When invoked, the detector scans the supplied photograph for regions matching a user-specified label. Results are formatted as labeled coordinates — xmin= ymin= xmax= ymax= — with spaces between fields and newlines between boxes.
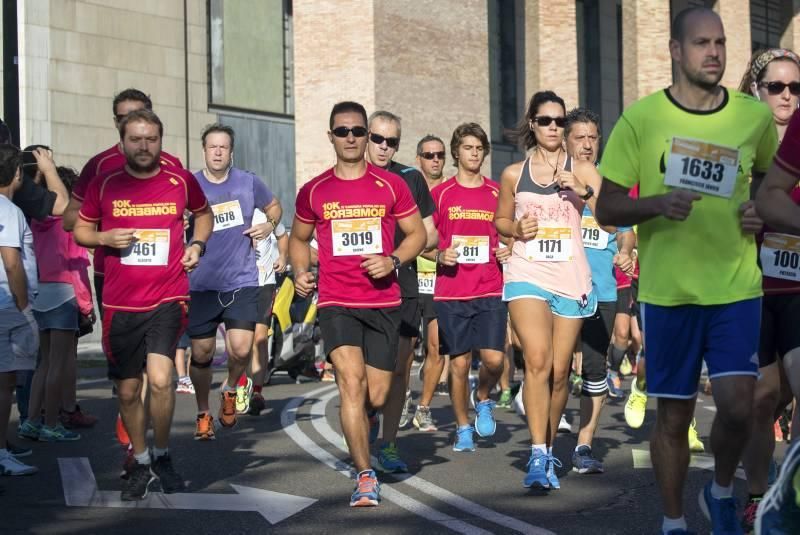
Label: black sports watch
xmin=580 ymin=185 xmax=595 ymax=201
xmin=390 ymin=255 xmax=402 ymax=270
xmin=190 ymin=240 xmax=207 ymax=257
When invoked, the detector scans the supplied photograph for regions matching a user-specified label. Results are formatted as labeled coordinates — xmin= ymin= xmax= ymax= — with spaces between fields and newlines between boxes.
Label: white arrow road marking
xmin=58 ymin=457 xmax=317 ymax=524
xmin=631 ymin=449 xmax=746 ymax=480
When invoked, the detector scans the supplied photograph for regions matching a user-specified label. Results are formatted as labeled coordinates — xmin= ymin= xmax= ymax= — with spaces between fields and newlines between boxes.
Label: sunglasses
xmin=759 ymin=81 xmax=800 ymax=96
xmin=533 ymin=116 xmax=566 ymax=128
xmin=420 ymin=151 xmax=446 ymax=160
xmin=369 ymin=133 xmax=400 ymax=149
xmin=331 ymin=126 xmax=368 ymax=138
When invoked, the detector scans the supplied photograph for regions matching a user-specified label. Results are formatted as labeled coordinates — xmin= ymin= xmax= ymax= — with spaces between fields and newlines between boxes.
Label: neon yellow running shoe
xmin=620 ymin=355 xmax=632 ymax=376
xmin=624 ymin=380 xmax=647 ymax=429
xmin=688 ymin=418 xmax=705 ymax=453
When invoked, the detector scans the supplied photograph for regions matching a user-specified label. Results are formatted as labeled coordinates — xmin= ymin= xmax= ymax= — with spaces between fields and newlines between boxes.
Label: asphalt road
xmin=1 ymin=364 xmax=787 ymax=535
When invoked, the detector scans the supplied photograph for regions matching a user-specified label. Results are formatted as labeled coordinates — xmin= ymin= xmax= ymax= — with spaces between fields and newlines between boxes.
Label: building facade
xmin=2 ymin=0 xmax=800 ymax=222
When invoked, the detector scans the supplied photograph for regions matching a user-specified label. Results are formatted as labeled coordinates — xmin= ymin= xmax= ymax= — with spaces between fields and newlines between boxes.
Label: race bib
xmin=581 ymin=216 xmax=609 ymax=250
xmin=526 ymin=227 xmax=572 ymax=262
xmin=121 ymin=229 xmax=169 ymax=266
xmin=211 ymin=200 xmax=245 ymax=230
xmin=761 ymin=233 xmax=800 ymax=282
xmin=332 ymin=218 xmax=382 ymax=256
xmin=664 ymin=137 xmax=739 ymax=198
xmin=417 ymin=271 xmax=435 ymax=294
xmin=452 ymin=235 xmax=489 ymax=264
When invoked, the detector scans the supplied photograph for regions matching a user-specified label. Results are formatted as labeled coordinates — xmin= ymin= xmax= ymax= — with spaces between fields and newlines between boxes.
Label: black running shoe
xmin=151 ymin=454 xmax=185 ymax=494
xmin=120 ymin=461 xmax=154 ymax=501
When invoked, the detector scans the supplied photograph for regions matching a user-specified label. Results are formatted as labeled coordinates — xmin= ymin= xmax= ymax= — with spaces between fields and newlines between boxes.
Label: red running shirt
xmin=295 ymin=163 xmax=418 ymax=309
xmin=431 ymin=177 xmax=503 ymax=301
xmin=78 ymin=167 xmax=207 ymax=312
xmin=74 ymin=145 xmax=183 ymax=275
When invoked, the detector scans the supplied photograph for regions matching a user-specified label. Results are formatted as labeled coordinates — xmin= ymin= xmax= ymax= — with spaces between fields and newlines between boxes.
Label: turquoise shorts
xmin=503 ymin=281 xmax=597 ymax=319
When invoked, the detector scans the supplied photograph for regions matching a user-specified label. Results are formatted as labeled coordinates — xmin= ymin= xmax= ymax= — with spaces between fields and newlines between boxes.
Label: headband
xmin=751 ymin=48 xmax=800 ymax=82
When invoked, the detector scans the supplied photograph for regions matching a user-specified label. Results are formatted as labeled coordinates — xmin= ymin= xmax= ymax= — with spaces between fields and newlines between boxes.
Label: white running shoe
xmin=0 ymin=449 xmax=38 ymax=476
xmin=558 ymin=414 xmax=572 ymax=433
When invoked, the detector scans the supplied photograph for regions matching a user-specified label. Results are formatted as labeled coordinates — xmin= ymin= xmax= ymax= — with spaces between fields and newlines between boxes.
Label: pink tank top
xmin=504 ymin=156 xmax=593 ymax=299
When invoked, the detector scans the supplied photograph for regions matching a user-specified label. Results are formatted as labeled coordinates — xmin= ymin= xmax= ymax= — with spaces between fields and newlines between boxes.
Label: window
xmin=488 ymin=0 xmax=520 ymax=143
xmin=209 ymin=0 xmax=293 ymax=116
xmin=750 ymin=0 xmax=784 ymax=51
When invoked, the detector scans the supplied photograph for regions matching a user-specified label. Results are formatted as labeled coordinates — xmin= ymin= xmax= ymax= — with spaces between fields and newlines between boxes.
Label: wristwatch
xmin=390 ymin=255 xmax=402 ymax=270
xmin=190 ymin=240 xmax=207 ymax=257
xmin=581 ymin=185 xmax=595 ymax=201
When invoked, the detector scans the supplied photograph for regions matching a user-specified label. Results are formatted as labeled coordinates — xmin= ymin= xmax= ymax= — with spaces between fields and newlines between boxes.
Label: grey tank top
xmin=516 ymin=154 xmax=573 ymax=195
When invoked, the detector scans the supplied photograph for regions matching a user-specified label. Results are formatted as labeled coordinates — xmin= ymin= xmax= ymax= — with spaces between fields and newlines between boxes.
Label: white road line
xmin=280 ymin=384 xmax=493 ymax=535
xmin=311 ymin=387 xmax=555 ymax=535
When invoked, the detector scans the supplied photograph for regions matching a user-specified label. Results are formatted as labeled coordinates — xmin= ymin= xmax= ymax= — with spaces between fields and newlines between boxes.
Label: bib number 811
xmin=340 ymin=231 xmax=373 ymax=247
xmin=680 ymin=157 xmax=724 ymax=182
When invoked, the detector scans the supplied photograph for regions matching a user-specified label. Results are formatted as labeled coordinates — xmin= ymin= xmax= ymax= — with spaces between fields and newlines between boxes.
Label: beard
xmin=125 ymin=151 xmax=160 ymax=174
xmin=684 ymin=68 xmax=723 ymax=91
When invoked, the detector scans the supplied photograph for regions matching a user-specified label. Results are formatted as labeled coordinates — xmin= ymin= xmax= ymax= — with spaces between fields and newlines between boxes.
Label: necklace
xmin=532 ymin=145 xmax=562 ymax=186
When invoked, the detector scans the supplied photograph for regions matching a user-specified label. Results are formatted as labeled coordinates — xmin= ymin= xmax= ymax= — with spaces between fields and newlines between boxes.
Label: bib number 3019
xmin=332 ymin=218 xmax=382 ymax=256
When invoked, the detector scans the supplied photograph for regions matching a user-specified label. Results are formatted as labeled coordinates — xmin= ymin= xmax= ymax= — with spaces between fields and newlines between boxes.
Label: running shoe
xmin=0 ymin=449 xmax=37 ymax=476
xmin=398 ymin=390 xmax=412 ymax=429
xmin=60 ymin=405 xmax=98 ymax=428
xmin=688 ymin=419 xmax=705 ymax=453
xmin=474 ymin=399 xmax=497 ymax=437
xmin=453 ymin=425 xmax=475 ymax=452
xmin=235 ymin=377 xmax=254 ymax=415
xmin=121 ymin=460 xmax=155 ymax=501
xmin=248 ymin=392 xmax=266 ymax=415
xmin=321 ymin=369 xmax=335 ymax=382
xmin=175 ymin=376 xmax=195 ymax=395
xmin=412 ymin=406 xmax=437 ymax=432
xmin=742 ymin=497 xmax=760 ymax=533
xmin=219 ymin=390 xmax=238 ymax=427
xmin=435 ymin=382 xmax=448 ymax=396
xmin=39 ymin=424 xmax=80 ymax=442
xmin=523 ymin=449 xmax=549 ymax=489
xmin=546 ymin=454 xmax=563 ymax=489
xmin=620 ymin=355 xmax=633 ymax=376
xmin=194 ymin=412 xmax=216 ymax=440
xmin=571 ymin=445 xmax=604 ymax=474
xmin=17 ymin=420 xmax=41 ymax=441
xmin=6 ymin=441 xmax=31 ymax=457
xmin=775 ymin=419 xmax=785 ymax=443
xmin=570 ymin=372 xmax=583 ymax=397
xmin=368 ymin=411 xmax=380 ymax=444
xmin=350 ymin=469 xmax=380 ymax=507
xmin=700 ymin=481 xmax=741 ymax=535
xmin=377 ymin=442 xmax=408 ymax=473
xmin=497 ymin=389 xmax=513 ymax=409
xmin=607 ymin=372 xmax=623 ymax=398
xmin=558 ymin=414 xmax=572 ymax=433
xmin=624 ymin=380 xmax=648 ymax=429
xmin=151 ymin=453 xmax=185 ymax=494
xmin=755 ymin=439 xmax=800 ymax=535
xmin=116 ymin=414 xmax=130 ymax=446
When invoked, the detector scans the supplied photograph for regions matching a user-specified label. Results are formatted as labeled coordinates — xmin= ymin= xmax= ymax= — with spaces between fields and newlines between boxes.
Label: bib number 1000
xmin=680 ymin=157 xmax=724 ymax=183
xmin=772 ymin=250 xmax=800 ymax=270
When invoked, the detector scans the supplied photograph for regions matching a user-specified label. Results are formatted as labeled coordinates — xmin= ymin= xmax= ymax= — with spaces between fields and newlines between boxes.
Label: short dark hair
xmin=118 ymin=109 xmax=164 ymax=140
xmin=56 ymin=166 xmax=79 ymax=196
xmin=514 ymin=91 xmax=566 ymax=150
xmin=112 ymin=88 xmax=153 ymax=115
xmin=329 ymin=101 xmax=368 ymax=130
xmin=450 ymin=123 xmax=490 ymax=163
xmin=671 ymin=6 xmax=718 ymax=43
xmin=21 ymin=144 xmax=50 ymax=180
xmin=0 ymin=144 xmax=22 ymax=187
xmin=201 ymin=123 xmax=235 ymax=149
xmin=416 ymin=134 xmax=445 ymax=156
xmin=564 ymin=107 xmax=601 ymax=138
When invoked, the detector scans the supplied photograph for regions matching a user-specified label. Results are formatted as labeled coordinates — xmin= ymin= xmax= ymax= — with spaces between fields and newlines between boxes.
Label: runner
xmin=425 ymin=122 xmax=508 ymax=453
xmin=564 ymin=107 xmax=636 ymax=474
xmin=754 ymin=106 xmax=800 ymax=535
xmin=73 ymin=109 xmax=213 ymax=500
xmin=289 ymin=101 xmax=425 ymax=507
xmin=496 ymin=91 xmax=597 ymax=490
xmin=736 ymin=47 xmax=800 ymax=532
xmin=595 ymin=7 xmax=778 ymax=534
xmin=365 ymin=111 xmax=436 ymax=472
xmin=187 ymin=123 xmax=282 ymax=437
xmin=412 ymin=134 xmax=449 ymax=432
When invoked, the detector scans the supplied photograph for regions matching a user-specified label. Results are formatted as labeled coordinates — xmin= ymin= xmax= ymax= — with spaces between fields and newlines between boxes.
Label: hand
xmin=294 ymin=271 xmax=316 ymax=297
xmin=181 ymin=244 xmax=201 ymax=272
xmin=658 ymin=189 xmax=701 ymax=221
xmin=613 ymin=252 xmax=635 ymax=275
xmin=32 ymin=147 xmax=56 ymax=177
xmin=243 ymin=222 xmax=274 ymax=241
xmin=183 ymin=211 xmax=190 ymax=231
xmin=494 ymin=244 xmax=512 ymax=264
xmin=273 ymin=255 xmax=287 ymax=274
xmin=360 ymin=254 xmax=394 ymax=279
xmin=555 ymin=170 xmax=588 ymax=198
xmin=514 ymin=214 xmax=538 ymax=240
xmin=739 ymin=200 xmax=763 ymax=235
xmin=98 ymin=228 xmax=137 ymax=249
xmin=438 ymin=246 xmax=460 ymax=266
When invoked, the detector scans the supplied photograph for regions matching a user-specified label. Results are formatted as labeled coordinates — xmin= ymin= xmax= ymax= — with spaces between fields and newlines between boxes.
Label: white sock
xmin=134 ymin=450 xmax=151 ymax=465
xmin=710 ymin=480 xmax=733 ymax=499
xmin=152 ymin=447 xmax=168 ymax=459
xmin=575 ymin=444 xmax=591 ymax=453
xmin=662 ymin=516 xmax=686 ymax=533
xmin=532 ymin=443 xmax=547 ymax=455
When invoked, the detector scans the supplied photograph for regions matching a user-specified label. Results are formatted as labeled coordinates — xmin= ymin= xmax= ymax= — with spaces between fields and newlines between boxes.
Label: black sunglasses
xmin=420 ymin=151 xmax=446 ymax=160
xmin=759 ymin=81 xmax=800 ymax=96
xmin=331 ymin=126 xmax=368 ymax=138
xmin=369 ymin=133 xmax=400 ymax=149
xmin=533 ymin=116 xmax=566 ymax=128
